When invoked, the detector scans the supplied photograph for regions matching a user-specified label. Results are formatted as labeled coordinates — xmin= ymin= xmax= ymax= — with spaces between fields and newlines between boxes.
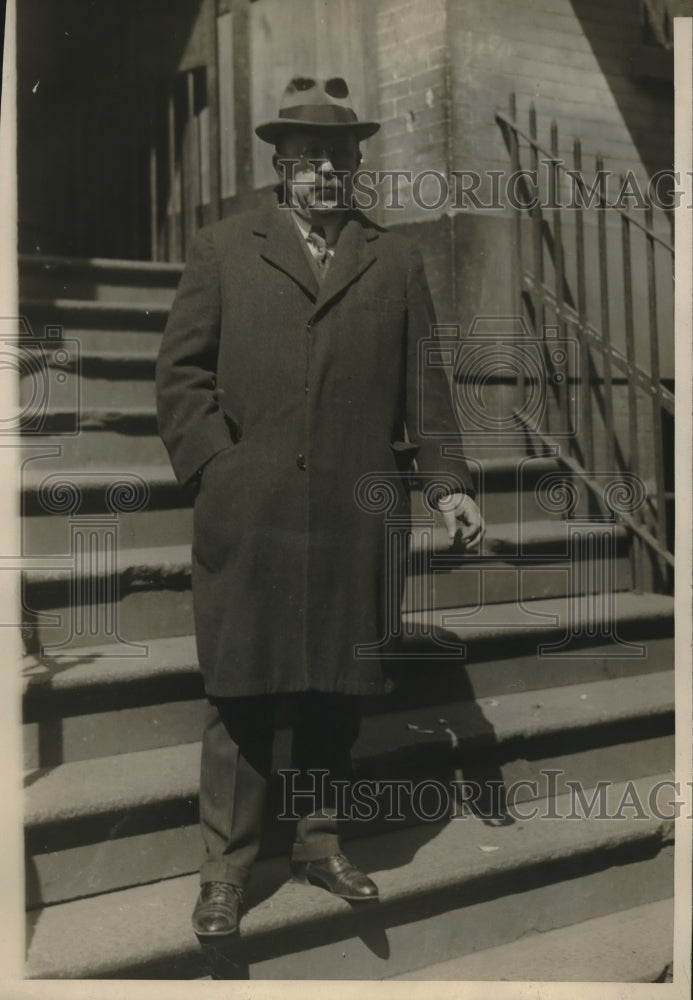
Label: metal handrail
xmin=495 ymin=109 xmax=675 ymax=251
xmin=495 ymin=95 xmax=674 ymax=592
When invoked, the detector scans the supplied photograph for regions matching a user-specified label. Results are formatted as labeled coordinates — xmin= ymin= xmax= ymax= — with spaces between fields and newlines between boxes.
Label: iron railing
xmin=496 ymin=95 xmax=674 ymax=593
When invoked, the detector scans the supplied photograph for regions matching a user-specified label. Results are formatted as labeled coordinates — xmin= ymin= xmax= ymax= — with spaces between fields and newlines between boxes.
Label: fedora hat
xmin=255 ymin=75 xmax=380 ymax=144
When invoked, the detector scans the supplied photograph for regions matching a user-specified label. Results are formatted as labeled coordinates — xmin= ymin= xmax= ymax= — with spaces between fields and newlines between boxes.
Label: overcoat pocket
xmin=193 ymin=445 xmax=241 ymax=572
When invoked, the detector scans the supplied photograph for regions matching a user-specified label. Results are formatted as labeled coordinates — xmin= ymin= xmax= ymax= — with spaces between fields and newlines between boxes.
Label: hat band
xmin=278 ymin=104 xmax=359 ymax=124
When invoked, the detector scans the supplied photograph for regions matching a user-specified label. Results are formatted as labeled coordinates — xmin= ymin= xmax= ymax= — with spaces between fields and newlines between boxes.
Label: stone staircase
xmin=20 ymin=254 xmax=675 ymax=981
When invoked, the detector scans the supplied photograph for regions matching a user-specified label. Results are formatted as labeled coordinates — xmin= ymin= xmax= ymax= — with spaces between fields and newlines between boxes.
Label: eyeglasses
xmin=284 ymin=142 xmax=358 ymax=169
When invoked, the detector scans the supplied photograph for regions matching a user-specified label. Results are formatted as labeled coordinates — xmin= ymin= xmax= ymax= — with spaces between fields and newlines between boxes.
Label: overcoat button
xmin=296 ymin=454 xmax=307 ymax=470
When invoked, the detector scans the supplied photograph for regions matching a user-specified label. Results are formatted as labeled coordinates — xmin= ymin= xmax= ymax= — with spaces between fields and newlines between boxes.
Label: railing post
xmin=508 ymin=94 xmax=527 ymax=415
xmin=493 ymin=98 xmax=674 ymax=592
xmin=573 ymin=137 xmax=595 ymax=473
xmin=620 ymin=189 xmax=642 ymax=589
xmin=596 ymin=154 xmax=616 ymax=474
xmin=549 ymin=120 xmax=570 ymax=442
xmin=644 ymin=203 xmax=669 ymax=588
xmin=529 ymin=105 xmax=549 ymax=435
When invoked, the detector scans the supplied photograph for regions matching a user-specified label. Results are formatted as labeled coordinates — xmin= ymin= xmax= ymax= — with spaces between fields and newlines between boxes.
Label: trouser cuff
xmin=200 ymin=860 xmax=250 ymax=889
xmin=290 ymin=832 xmax=341 ymax=862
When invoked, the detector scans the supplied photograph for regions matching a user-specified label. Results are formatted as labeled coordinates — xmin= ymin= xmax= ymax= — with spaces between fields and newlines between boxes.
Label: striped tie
xmin=307 ymin=225 xmax=330 ymax=271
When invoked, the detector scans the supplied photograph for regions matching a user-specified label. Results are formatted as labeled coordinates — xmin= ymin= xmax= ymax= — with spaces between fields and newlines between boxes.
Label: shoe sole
xmin=193 ymin=924 xmax=241 ymax=938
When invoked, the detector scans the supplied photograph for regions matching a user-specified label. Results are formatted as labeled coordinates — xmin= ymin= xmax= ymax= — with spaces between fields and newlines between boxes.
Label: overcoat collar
xmin=253 ymin=198 xmax=380 ymax=320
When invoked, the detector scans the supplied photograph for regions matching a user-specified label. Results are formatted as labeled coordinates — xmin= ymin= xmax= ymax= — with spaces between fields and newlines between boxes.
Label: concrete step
xmin=22 ymin=637 xmax=675 ymax=768
xmin=29 ymin=504 xmax=595 ymax=558
xmin=20 ymin=522 xmax=634 ymax=652
xmin=20 ymin=552 xmax=632 ymax=652
xmin=20 ymin=404 xmax=158 ymax=436
xmin=22 ymin=377 xmax=156 ymax=410
xmin=20 ymin=296 xmax=170 ymax=332
xmin=385 ymin=898 xmax=674 ymax=981
xmin=21 ymin=583 xmax=193 ymax=651
xmin=22 ymin=591 xmax=675 ymax=765
xmin=24 ymin=672 xmax=674 ymax=906
xmin=19 ymin=254 xmax=181 ymax=305
xmin=22 ymin=508 xmax=193 ymax=558
xmin=20 ymin=348 xmax=158 ymax=408
xmin=25 ymin=670 xmax=675 ymax=827
xmin=20 ymin=522 xmax=632 ymax=598
xmin=20 ymin=329 xmax=165 ymax=354
xmin=20 ymin=462 xmax=180 ymax=515
xmin=20 ymin=345 xmax=159 ymax=372
xmin=20 ymin=432 xmax=169 ymax=466
xmin=19 ymin=457 xmax=577 ymax=555
xmin=23 ymin=506 xmax=580 ymax=561
xmin=24 ymin=773 xmax=675 ymax=979
xmin=19 ymin=457 xmax=561 ymax=505
xmin=399 ymin=589 xmax=674 ymax=646
xmin=23 ymin=545 xmax=648 ymax=644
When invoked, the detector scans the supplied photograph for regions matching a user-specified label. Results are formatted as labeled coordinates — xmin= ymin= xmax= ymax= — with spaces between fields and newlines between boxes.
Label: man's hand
xmin=437 ymin=493 xmax=484 ymax=550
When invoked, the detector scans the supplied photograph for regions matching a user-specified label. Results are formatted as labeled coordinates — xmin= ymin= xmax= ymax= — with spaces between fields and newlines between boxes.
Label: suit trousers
xmin=199 ymin=691 xmax=362 ymax=888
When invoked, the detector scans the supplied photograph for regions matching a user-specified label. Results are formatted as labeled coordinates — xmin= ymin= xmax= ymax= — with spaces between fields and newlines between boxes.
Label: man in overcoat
xmin=155 ymin=75 xmax=483 ymax=937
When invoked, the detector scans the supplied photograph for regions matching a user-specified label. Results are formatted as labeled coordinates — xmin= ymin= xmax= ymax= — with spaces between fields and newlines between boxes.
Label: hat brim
xmin=255 ymin=118 xmax=380 ymax=144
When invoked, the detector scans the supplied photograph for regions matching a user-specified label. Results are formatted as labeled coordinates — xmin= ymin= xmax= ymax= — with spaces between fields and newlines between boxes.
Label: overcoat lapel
xmin=254 ymin=201 xmax=379 ymax=315
xmin=255 ymin=203 xmax=319 ymax=301
xmin=312 ymin=214 xmax=378 ymax=320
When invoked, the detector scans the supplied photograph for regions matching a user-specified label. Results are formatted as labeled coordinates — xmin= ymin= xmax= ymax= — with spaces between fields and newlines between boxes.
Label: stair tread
xmin=22 ymin=519 xmax=633 ymax=586
xmin=467 ymin=455 xmax=561 ymax=475
xmin=29 ymin=404 xmax=156 ymax=417
xmin=485 ymin=519 xmax=629 ymax=550
xmin=23 ymin=591 xmax=675 ymax=697
xmin=402 ymin=590 xmax=674 ymax=634
xmin=21 ymin=296 xmax=170 ymax=314
xmin=22 ymin=346 xmax=158 ymax=363
xmin=23 ymin=634 xmax=197 ymax=694
xmin=387 ymin=898 xmax=674 ymax=981
xmin=26 ymin=741 xmax=199 ymax=824
xmin=19 ymin=253 xmax=183 ymax=275
xmin=23 ymin=543 xmax=191 ymax=584
xmin=20 ymin=456 xmax=562 ymax=493
xmin=25 ymin=671 xmax=674 ymax=827
xmin=25 ymin=772 xmax=674 ymax=979
xmin=21 ymin=463 xmax=179 ymax=492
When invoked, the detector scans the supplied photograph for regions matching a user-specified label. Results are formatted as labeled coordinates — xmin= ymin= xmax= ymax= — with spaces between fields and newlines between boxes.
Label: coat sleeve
xmin=155 ymin=227 xmax=232 ymax=487
xmin=404 ymin=244 xmax=476 ymax=503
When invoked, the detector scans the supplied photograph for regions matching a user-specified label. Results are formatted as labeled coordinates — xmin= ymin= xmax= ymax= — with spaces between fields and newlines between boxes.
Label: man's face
xmin=273 ymin=128 xmax=360 ymax=220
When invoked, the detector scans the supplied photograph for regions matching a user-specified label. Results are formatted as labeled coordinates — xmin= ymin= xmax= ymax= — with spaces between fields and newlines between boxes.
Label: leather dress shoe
xmin=290 ymin=852 xmax=379 ymax=900
xmin=192 ymin=881 xmax=244 ymax=936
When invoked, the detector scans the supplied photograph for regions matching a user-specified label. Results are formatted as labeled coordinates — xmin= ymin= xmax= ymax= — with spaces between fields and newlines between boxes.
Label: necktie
xmin=306 ymin=225 xmax=330 ymax=271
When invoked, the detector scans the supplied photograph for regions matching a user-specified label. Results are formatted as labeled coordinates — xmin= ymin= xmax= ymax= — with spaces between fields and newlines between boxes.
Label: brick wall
xmin=448 ymin=0 xmax=674 ymax=187
xmin=375 ymin=0 xmax=452 ymax=220
xmin=372 ymin=0 xmax=675 ymax=380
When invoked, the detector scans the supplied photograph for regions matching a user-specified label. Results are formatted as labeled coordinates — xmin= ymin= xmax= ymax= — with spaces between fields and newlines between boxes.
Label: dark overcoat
xmin=155 ymin=198 xmax=474 ymax=697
